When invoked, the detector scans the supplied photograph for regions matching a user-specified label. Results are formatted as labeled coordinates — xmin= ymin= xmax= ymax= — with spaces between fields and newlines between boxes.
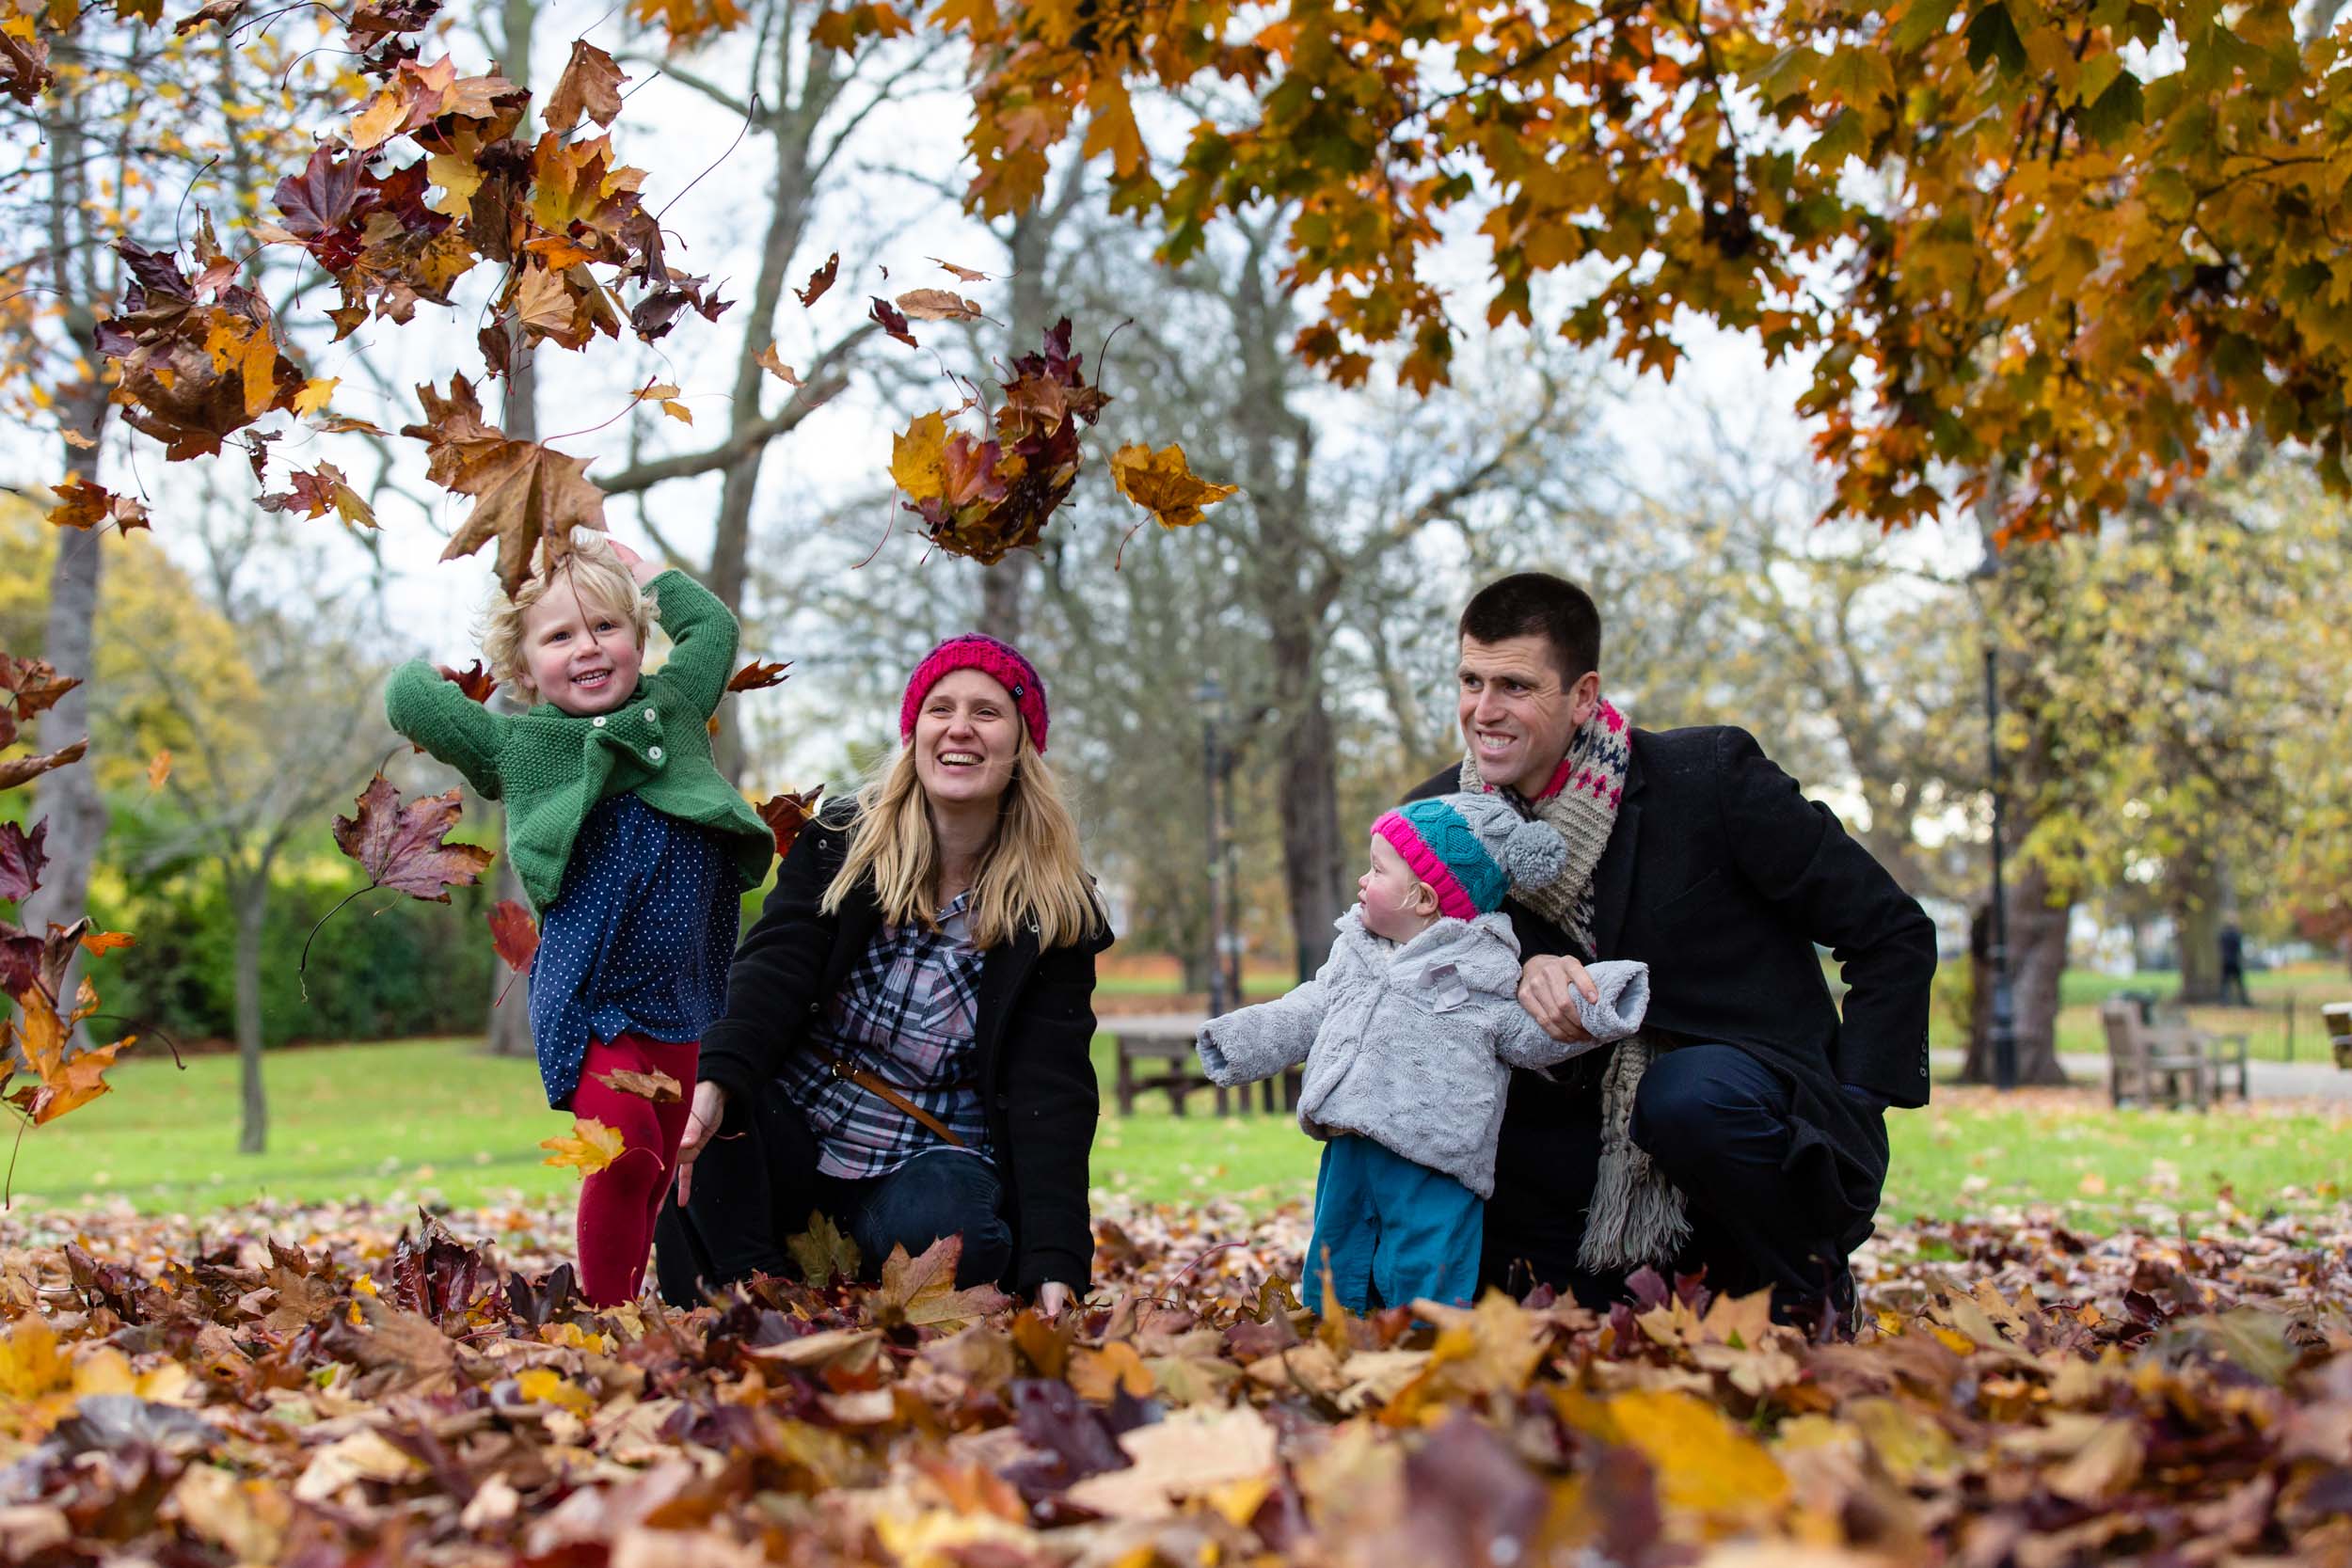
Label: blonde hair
xmin=823 ymin=728 xmax=1103 ymax=951
xmin=478 ymin=536 xmax=655 ymax=692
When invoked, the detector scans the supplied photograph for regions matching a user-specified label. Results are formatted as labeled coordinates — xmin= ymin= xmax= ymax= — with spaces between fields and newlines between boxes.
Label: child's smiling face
xmin=517 ymin=578 xmax=644 ymax=715
xmin=1359 ymin=833 xmax=1440 ymax=942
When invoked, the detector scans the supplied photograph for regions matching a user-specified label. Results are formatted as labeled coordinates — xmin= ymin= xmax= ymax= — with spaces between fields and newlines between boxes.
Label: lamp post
xmin=1196 ymin=676 xmax=1231 ymax=1019
xmin=1978 ymin=585 xmax=2020 ymax=1091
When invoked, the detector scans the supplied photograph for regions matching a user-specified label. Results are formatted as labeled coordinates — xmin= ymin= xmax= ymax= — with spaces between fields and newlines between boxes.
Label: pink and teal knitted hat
xmin=899 ymin=634 xmax=1050 ymax=752
xmin=1374 ymin=792 xmax=1567 ymax=920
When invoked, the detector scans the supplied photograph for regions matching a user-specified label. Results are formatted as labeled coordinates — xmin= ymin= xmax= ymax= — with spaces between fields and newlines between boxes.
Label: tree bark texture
xmin=231 ymin=872 xmax=269 ymax=1153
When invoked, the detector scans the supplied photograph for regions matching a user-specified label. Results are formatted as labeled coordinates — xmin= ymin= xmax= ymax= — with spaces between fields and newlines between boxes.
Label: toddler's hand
xmin=673 ymin=1081 xmax=727 ymax=1205
xmin=1518 ymin=953 xmax=1600 ymax=1044
xmin=605 ymin=536 xmax=661 ymax=585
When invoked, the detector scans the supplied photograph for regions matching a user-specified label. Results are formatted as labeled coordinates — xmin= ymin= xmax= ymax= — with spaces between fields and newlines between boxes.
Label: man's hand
xmin=1519 ymin=953 xmax=1601 ymax=1044
xmin=1036 ymin=1282 xmax=1075 ymax=1318
xmin=672 ymin=1081 xmax=727 ymax=1205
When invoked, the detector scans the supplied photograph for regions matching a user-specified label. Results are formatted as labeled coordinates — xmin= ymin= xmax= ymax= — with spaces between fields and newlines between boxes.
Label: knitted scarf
xmin=1461 ymin=700 xmax=1691 ymax=1273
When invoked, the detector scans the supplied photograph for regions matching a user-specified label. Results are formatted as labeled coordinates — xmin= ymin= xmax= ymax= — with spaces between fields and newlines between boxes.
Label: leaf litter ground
xmin=0 ymin=1192 xmax=2347 ymax=1566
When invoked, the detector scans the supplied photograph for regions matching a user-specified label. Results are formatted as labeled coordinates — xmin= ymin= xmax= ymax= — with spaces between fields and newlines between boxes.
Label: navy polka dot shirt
xmin=529 ymin=792 xmax=739 ymax=1110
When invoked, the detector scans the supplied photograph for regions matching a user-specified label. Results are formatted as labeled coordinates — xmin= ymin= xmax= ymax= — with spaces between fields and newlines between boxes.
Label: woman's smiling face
xmin=912 ymin=668 xmax=1021 ymax=810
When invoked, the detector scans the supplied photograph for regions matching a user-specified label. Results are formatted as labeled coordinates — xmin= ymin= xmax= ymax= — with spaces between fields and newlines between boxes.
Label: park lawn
xmin=5 ymin=1037 xmax=2346 ymax=1230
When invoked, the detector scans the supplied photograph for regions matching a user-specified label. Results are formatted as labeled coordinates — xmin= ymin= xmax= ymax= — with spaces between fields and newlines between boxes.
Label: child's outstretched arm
xmin=1494 ymin=958 xmax=1651 ymax=1069
xmin=386 ymin=662 xmax=508 ymax=800
xmin=1198 ymin=976 xmax=1327 ymax=1086
xmin=623 ymin=544 xmax=741 ymax=720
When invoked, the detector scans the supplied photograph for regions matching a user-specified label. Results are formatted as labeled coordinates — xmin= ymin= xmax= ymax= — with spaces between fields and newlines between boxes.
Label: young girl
xmin=387 ymin=534 xmax=773 ymax=1306
xmin=1197 ymin=793 xmax=1649 ymax=1312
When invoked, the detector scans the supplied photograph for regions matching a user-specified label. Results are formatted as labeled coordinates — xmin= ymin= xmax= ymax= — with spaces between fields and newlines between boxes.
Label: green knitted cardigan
xmin=385 ymin=568 xmax=774 ymax=913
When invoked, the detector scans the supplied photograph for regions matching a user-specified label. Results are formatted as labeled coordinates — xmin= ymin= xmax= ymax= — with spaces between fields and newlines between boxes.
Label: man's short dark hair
xmin=1459 ymin=572 xmax=1602 ymax=683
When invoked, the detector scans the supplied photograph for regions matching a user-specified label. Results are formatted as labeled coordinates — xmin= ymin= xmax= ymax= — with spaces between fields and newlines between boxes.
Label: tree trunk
xmin=1961 ymin=862 xmax=2071 ymax=1085
xmin=977 ymin=562 xmax=1025 ymax=644
xmin=2170 ymin=847 xmax=2224 ymax=1002
xmin=230 ymin=871 xmax=269 ymax=1153
xmin=1270 ymin=624 xmax=1346 ymax=977
xmin=484 ymin=806 xmax=534 ymax=1056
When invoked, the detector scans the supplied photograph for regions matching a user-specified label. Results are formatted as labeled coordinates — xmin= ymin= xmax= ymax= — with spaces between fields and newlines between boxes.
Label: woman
xmin=656 ymin=635 xmax=1108 ymax=1313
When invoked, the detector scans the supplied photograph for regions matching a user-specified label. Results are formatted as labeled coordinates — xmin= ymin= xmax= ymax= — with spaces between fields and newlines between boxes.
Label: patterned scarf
xmin=1461 ymin=700 xmax=1691 ymax=1273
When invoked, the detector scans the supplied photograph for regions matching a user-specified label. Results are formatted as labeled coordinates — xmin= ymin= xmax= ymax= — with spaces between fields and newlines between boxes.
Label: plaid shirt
xmin=779 ymin=893 xmax=991 ymax=1178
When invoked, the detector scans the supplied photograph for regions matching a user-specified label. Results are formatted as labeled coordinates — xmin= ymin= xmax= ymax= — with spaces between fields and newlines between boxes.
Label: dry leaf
xmin=331 ymin=773 xmax=495 ymax=902
xmin=1110 ymin=441 xmax=1238 ymax=531
xmin=540 ymin=1117 xmax=627 ymax=1176
xmin=895 ymin=287 xmax=982 ymax=322
xmin=544 ymin=39 xmax=627 ymax=132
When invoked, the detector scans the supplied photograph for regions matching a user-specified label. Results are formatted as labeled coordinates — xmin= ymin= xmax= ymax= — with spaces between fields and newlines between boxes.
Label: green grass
xmin=8 ymin=1035 xmax=2345 ymax=1230
xmin=2046 ymin=963 xmax=2350 ymax=1063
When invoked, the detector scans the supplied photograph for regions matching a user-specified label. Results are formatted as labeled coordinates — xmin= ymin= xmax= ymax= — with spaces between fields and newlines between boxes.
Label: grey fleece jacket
xmin=1196 ymin=908 xmax=1649 ymax=1199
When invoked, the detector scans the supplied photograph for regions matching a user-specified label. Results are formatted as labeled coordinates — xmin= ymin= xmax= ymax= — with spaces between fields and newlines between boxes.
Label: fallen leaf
xmin=794 ymin=252 xmax=838 ymax=307
xmin=593 ymin=1068 xmax=681 ymax=1102
xmin=787 ymin=1211 xmax=861 ymax=1290
xmin=540 ymin=1117 xmax=627 ymax=1176
xmin=873 ymin=1236 xmax=1009 ymax=1331
xmin=726 ymin=659 xmax=791 ymax=692
xmin=331 ymin=773 xmax=496 ymax=902
xmin=47 ymin=477 xmax=150 ymax=532
xmin=895 ymin=287 xmax=982 ymax=322
xmin=544 ymin=39 xmax=627 ymax=132
xmin=0 ymin=737 xmax=88 ymax=793
xmin=753 ymin=344 xmax=801 ymax=386
xmin=755 ymin=785 xmax=822 ymax=858
xmin=929 ymin=256 xmax=990 ymax=282
xmin=292 ymin=376 xmax=340 ymax=418
xmin=869 ymin=295 xmax=916 ymax=348
xmin=487 ymin=899 xmax=539 ymax=974
xmin=146 ymin=751 xmax=172 ymax=791
xmin=1110 ymin=441 xmax=1238 ymax=531
xmin=0 ymin=821 xmax=44 ymax=903
xmin=437 ymin=661 xmax=499 ymax=703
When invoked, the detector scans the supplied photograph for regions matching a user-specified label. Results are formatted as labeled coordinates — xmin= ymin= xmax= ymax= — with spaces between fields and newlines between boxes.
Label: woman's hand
xmin=1518 ymin=953 xmax=1601 ymax=1043
xmin=672 ymin=1081 xmax=727 ymax=1205
xmin=1035 ymin=1282 xmax=1075 ymax=1318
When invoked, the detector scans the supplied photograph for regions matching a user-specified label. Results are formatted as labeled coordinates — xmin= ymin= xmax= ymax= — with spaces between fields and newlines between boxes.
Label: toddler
xmin=1198 ymin=792 xmax=1648 ymax=1312
xmin=387 ymin=534 xmax=774 ymax=1306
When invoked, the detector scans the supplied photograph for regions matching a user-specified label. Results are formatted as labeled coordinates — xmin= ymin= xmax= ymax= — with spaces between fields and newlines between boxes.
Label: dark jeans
xmin=1481 ymin=1044 xmax=1862 ymax=1318
xmin=652 ymin=1074 xmax=1012 ymax=1307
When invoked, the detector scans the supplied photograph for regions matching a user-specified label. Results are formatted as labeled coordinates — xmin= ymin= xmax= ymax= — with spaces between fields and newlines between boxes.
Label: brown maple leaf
xmin=725 ymin=658 xmax=791 ymax=692
xmin=47 ymin=478 xmax=151 ymax=532
xmin=895 ymin=288 xmax=983 ymax=323
xmin=1 ymin=657 xmax=79 ymax=722
xmin=0 ymin=820 xmax=43 ymax=904
xmin=331 ymin=773 xmax=495 ymax=902
xmin=544 ymin=39 xmax=627 ymax=132
xmin=872 ymin=1235 xmax=1009 ymax=1331
xmin=437 ymin=660 xmax=499 ymax=703
xmin=593 ymin=1067 xmax=682 ymax=1102
xmin=869 ymin=295 xmax=917 ymax=347
xmin=755 ymin=785 xmax=823 ymax=859
xmin=258 ymin=462 xmax=377 ymax=528
xmin=1110 ymin=442 xmax=1239 ymax=531
xmin=0 ymin=24 xmax=56 ymax=104
xmin=753 ymin=343 xmax=800 ymax=386
xmin=929 ymin=256 xmax=990 ymax=282
xmin=4 ymin=984 xmax=128 ymax=1125
xmin=486 ymin=898 xmax=539 ymax=974
xmin=401 ymin=381 xmax=611 ymax=596
xmin=794 ymin=252 xmax=839 ymax=307
xmin=0 ymin=738 xmax=87 ymax=793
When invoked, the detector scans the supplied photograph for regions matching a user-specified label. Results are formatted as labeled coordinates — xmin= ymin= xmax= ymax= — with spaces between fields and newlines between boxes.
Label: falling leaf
xmin=258 ymin=463 xmax=376 ymax=529
xmin=891 ymin=410 xmax=948 ymax=500
xmin=437 ymin=661 xmax=498 ymax=703
xmin=146 ymin=751 xmax=171 ymax=792
xmin=539 ymin=1117 xmax=626 ymax=1176
xmin=753 ymin=344 xmax=800 ymax=386
xmin=869 ymin=295 xmax=917 ymax=348
xmin=755 ymin=785 xmax=823 ymax=858
xmin=331 ymin=773 xmax=495 ymax=902
xmin=486 ymin=899 xmax=539 ymax=974
xmin=895 ymin=288 xmax=983 ymax=322
xmin=593 ymin=1068 xmax=682 ymax=1102
xmin=0 ymin=820 xmax=43 ymax=903
xmin=346 ymin=89 xmax=408 ymax=151
xmin=0 ymin=738 xmax=87 ymax=793
xmin=5 ymin=987 xmax=128 ymax=1124
xmin=787 ymin=1211 xmax=861 ymax=1290
xmin=292 ymin=376 xmax=340 ymax=418
xmin=930 ymin=256 xmax=990 ymax=282
xmin=544 ymin=39 xmax=627 ymax=133
xmin=75 ymin=930 xmax=134 ymax=958
xmin=1110 ymin=442 xmax=1238 ymax=531
xmin=794 ymin=253 xmax=839 ymax=307
xmin=47 ymin=478 xmax=150 ymax=532
xmin=725 ymin=659 xmax=791 ymax=691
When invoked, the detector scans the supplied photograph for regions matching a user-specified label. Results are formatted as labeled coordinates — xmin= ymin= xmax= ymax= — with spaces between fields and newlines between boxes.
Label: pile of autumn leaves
xmin=0 ymin=1195 xmax=2347 ymax=1566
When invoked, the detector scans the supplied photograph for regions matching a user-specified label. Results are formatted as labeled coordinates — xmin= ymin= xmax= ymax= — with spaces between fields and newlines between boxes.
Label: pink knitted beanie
xmin=898 ymin=634 xmax=1050 ymax=752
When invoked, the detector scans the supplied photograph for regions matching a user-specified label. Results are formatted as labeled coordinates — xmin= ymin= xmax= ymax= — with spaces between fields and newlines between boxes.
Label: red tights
xmin=571 ymin=1032 xmax=698 ymax=1307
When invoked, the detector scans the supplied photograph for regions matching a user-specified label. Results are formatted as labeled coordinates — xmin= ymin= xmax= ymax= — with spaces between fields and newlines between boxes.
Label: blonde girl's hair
xmin=823 ymin=728 xmax=1104 ymax=951
xmin=478 ymin=535 xmax=655 ymax=692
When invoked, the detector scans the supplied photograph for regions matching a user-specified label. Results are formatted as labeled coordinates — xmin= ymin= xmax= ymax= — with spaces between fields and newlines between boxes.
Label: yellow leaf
xmin=754 ymin=344 xmax=800 ymax=385
xmin=426 ymin=153 xmax=484 ymax=216
xmin=891 ymin=410 xmax=948 ymax=501
xmin=347 ymin=90 xmax=406 ymax=151
xmin=515 ymin=1367 xmax=596 ymax=1418
xmin=660 ymin=401 xmax=692 ymax=424
xmin=0 ymin=1320 xmax=72 ymax=1402
xmin=239 ymin=326 xmax=279 ymax=419
xmin=147 ymin=750 xmax=173 ymax=790
xmin=293 ymin=377 xmax=339 ymax=418
xmin=1605 ymin=1387 xmax=1789 ymax=1514
xmin=1109 ymin=441 xmax=1237 ymax=530
xmin=1068 ymin=1340 xmax=1157 ymax=1402
xmin=539 ymin=1117 xmax=626 ymax=1176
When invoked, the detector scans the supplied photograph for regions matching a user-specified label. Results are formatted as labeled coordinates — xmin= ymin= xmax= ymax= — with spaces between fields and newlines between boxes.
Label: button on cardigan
xmin=385 ymin=568 xmax=774 ymax=912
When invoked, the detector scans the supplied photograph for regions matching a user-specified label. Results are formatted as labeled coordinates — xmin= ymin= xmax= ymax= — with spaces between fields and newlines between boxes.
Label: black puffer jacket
xmin=696 ymin=809 xmax=1110 ymax=1292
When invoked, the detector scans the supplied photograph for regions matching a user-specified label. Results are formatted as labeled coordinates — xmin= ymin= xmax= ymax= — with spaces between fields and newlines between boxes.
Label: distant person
xmin=2218 ymin=923 xmax=2251 ymax=1006
xmin=1195 ymin=793 xmax=1649 ymax=1312
xmin=658 ymin=636 xmax=1108 ymax=1317
xmin=1409 ymin=572 xmax=1938 ymax=1335
xmin=387 ymin=536 xmax=774 ymax=1307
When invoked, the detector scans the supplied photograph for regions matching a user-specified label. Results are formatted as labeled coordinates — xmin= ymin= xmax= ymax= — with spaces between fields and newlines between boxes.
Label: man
xmin=1406 ymin=572 xmax=1936 ymax=1330
xmin=2218 ymin=922 xmax=2250 ymax=1006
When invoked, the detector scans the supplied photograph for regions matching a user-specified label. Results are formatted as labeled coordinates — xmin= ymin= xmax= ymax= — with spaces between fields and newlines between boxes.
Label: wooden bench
xmin=2099 ymin=1000 xmax=2218 ymax=1110
xmin=2326 ymin=1001 xmax=2352 ymax=1071
xmin=1108 ymin=1012 xmax=1299 ymax=1117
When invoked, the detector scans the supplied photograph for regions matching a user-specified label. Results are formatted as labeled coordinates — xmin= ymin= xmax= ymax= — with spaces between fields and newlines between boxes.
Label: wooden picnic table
xmin=1107 ymin=1011 xmax=1300 ymax=1117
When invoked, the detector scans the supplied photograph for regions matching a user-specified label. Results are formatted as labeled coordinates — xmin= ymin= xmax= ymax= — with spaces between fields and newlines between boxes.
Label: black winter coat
xmin=1411 ymin=724 xmax=1937 ymax=1250
xmin=696 ymin=810 xmax=1110 ymax=1292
